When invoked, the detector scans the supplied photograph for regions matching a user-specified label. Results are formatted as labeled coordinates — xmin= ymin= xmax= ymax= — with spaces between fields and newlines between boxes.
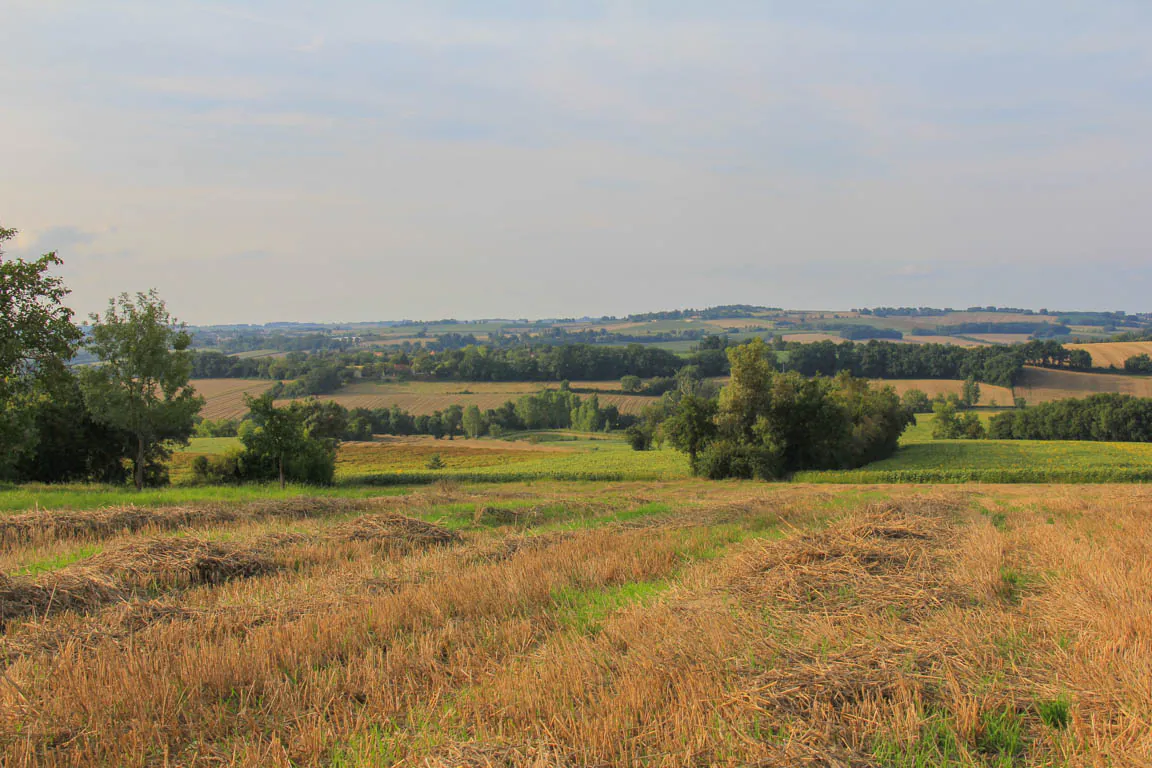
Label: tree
xmin=0 ymin=225 xmax=83 ymax=476
xmin=1125 ymin=354 xmax=1152 ymax=374
xmin=80 ymin=291 xmax=203 ymax=489
xmin=901 ymin=389 xmax=932 ymax=414
xmin=241 ymin=392 xmax=312 ymax=488
xmin=442 ymin=404 xmax=464 ymax=440
xmin=932 ymin=400 xmax=986 ymax=439
xmin=961 ymin=377 xmax=981 ymax=409
xmin=661 ymin=394 xmax=717 ymax=471
xmin=462 ymin=404 xmax=487 ymax=438
xmin=620 ymin=375 xmax=642 ymax=393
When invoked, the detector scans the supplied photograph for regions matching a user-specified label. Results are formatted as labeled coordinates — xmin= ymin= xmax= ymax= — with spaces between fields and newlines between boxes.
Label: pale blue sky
xmin=2 ymin=1 xmax=1150 ymax=322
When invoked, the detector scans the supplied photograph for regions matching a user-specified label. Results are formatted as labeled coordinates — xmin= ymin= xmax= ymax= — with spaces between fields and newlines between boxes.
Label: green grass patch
xmin=176 ymin=437 xmax=242 ymax=455
xmin=1035 ymin=695 xmax=1071 ymax=731
xmin=976 ymin=705 xmax=1025 ymax=760
xmin=873 ymin=711 xmax=964 ymax=767
xmin=13 ymin=544 xmax=102 ymax=576
xmin=0 ymin=483 xmax=410 ymax=514
xmin=797 ymin=437 xmax=1152 ymax=484
xmin=551 ymin=579 xmax=670 ymax=634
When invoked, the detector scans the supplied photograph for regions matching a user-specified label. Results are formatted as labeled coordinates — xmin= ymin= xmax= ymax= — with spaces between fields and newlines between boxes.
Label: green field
xmin=798 ymin=410 xmax=1152 ymax=483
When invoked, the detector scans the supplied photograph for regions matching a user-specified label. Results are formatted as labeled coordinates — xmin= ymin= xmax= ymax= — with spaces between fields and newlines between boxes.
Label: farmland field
xmin=871 ymin=378 xmax=1017 ymax=405
xmin=1 ymin=483 xmax=1149 ymax=765
xmin=169 ymin=433 xmax=690 ymax=486
xmin=1066 ymin=341 xmax=1152 ymax=369
xmin=191 ymin=379 xmax=277 ymax=419
xmin=799 ymin=409 xmax=1152 ymax=483
xmin=1015 ymin=366 xmax=1152 ymax=401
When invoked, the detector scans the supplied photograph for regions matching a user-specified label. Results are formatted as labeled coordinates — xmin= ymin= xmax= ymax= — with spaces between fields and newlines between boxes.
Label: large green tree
xmin=0 ymin=225 xmax=83 ymax=475
xmin=661 ymin=393 xmax=717 ymax=470
xmin=80 ymin=290 xmax=203 ymax=489
xmin=241 ymin=392 xmax=314 ymax=488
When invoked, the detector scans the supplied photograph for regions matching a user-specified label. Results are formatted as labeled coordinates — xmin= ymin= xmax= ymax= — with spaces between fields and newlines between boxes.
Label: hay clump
xmin=0 ymin=570 xmax=124 ymax=627
xmin=333 ymin=513 xmax=461 ymax=548
xmin=730 ymin=500 xmax=963 ymax=617
xmin=85 ymin=536 xmax=275 ymax=588
xmin=0 ymin=496 xmax=386 ymax=549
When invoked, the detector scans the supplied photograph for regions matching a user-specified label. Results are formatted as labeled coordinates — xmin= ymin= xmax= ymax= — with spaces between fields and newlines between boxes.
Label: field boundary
xmin=793 ymin=467 xmax=1152 ymax=484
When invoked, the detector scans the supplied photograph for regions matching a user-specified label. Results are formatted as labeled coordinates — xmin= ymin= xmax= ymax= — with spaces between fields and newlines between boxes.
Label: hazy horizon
xmin=3 ymin=2 xmax=1151 ymax=324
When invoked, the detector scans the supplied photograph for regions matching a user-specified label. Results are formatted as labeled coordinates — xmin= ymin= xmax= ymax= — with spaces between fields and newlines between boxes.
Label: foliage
xmin=237 ymin=392 xmax=336 ymax=487
xmin=1125 ymin=354 xmax=1152 ymax=374
xmin=0 ymin=225 xmax=83 ymax=476
xmin=194 ymin=417 xmax=240 ymax=438
xmin=900 ymin=389 xmax=933 ymax=414
xmin=678 ymin=338 xmax=913 ymax=479
xmin=931 ymin=401 xmax=987 ymax=440
xmin=10 ymin=375 xmax=133 ymax=484
xmin=988 ymin=393 xmax=1152 ymax=441
xmin=960 ymin=377 xmax=981 ymax=408
xmin=80 ymin=290 xmax=203 ymax=489
xmin=660 ymin=394 xmax=717 ymax=468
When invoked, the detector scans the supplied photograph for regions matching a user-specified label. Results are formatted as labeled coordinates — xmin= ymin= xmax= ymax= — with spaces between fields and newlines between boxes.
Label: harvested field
xmin=1 ymin=482 xmax=1149 ymax=765
xmin=870 ymin=378 xmax=1016 ymax=405
xmin=0 ymin=496 xmax=389 ymax=548
xmin=1066 ymin=341 xmax=1152 ymax=369
xmin=1016 ymin=366 xmax=1152 ymax=402
xmin=191 ymin=379 xmax=277 ymax=420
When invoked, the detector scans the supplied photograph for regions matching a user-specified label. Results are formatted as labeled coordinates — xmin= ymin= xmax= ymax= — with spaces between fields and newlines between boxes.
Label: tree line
xmin=191 ymin=386 xmax=628 ymax=485
xmin=988 ymin=394 xmax=1152 ymax=442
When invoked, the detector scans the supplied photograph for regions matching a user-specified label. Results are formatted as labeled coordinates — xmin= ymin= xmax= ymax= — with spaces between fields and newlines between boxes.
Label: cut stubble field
xmin=191 ymin=379 xmax=277 ymax=420
xmin=1 ymin=483 xmax=1149 ymax=766
xmin=1066 ymin=341 xmax=1152 ymax=369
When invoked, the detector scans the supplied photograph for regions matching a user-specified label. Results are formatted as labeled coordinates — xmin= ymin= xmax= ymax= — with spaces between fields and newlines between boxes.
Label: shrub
xmin=1124 ymin=353 xmax=1152 ymax=374
xmin=625 ymin=425 xmax=652 ymax=451
xmin=190 ymin=447 xmax=245 ymax=485
xmin=425 ymin=454 xmax=446 ymax=470
xmin=901 ymin=389 xmax=932 ymax=414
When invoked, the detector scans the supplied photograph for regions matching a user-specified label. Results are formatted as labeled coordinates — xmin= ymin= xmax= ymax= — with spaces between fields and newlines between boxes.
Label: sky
xmin=2 ymin=1 xmax=1150 ymax=324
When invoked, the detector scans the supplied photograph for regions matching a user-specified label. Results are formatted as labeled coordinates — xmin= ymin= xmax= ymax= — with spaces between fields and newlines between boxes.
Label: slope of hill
xmin=1066 ymin=341 xmax=1152 ymax=369
xmin=1015 ymin=366 xmax=1152 ymax=402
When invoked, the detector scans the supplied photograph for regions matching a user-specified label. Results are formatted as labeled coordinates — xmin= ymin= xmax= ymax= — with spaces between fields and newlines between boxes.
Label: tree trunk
xmin=279 ymin=455 xmax=285 ymax=490
xmin=135 ymin=435 xmax=145 ymax=491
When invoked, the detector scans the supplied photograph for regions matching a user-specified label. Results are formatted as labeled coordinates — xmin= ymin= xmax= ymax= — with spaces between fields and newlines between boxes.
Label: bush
xmin=696 ymin=441 xmax=781 ymax=480
xmin=426 ymin=453 xmax=446 ymax=470
xmin=625 ymin=425 xmax=652 ymax=451
xmin=190 ymin=447 xmax=245 ymax=485
xmin=194 ymin=418 xmax=240 ymax=438
xmin=668 ymin=339 xmax=913 ymax=479
xmin=901 ymin=389 xmax=932 ymax=414
xmin=1125 ymin=353 xmax=1152 ymax=374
